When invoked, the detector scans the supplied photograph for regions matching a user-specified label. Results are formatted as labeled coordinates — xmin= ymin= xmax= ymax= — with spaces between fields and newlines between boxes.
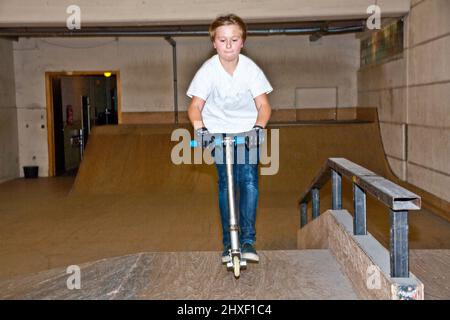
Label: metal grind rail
xmin=299 ymin=158 xmax=421 ymax=278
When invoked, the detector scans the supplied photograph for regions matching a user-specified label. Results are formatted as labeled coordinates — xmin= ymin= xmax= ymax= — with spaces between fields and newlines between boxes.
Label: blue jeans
xmin=215 ymin=144 xmax=259 ymax=248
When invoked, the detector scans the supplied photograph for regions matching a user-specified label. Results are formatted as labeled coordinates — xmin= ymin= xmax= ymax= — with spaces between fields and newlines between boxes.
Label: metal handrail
xmin=299 ymin=158 xmax=421 ymax=278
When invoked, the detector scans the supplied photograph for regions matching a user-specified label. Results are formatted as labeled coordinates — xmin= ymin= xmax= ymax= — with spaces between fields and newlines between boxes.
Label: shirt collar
xmin=216 ymin=54 xmax=241 ymax=79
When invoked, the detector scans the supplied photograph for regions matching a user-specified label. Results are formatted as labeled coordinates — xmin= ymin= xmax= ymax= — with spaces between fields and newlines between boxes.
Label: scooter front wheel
xmin=233 ymin=256 xmax=240 ymax=278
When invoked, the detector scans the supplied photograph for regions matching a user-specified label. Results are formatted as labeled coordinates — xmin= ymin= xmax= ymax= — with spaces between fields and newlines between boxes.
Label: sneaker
xmin=221 ymin=245 xmax=231 ymax=263
xmin=241 ymin=243 xmax=259 ymax=262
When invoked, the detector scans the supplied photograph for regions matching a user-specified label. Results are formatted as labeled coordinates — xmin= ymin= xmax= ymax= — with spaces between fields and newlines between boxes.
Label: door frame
xmin=45 ymin=71 xmax=121 ymax=177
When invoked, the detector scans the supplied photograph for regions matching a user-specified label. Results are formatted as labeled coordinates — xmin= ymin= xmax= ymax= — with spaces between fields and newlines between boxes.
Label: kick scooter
xmin=191 ymin=135 xmax=247 ymax=278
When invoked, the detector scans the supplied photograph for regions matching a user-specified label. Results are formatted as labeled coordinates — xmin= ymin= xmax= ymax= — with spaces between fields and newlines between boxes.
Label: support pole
xmin=331 ymin=170 xmax=342 ymax=210
xmin=165 ymin=36 xmax=178 ymax=124
xmin=300 ymin=202 xmax=307 ymax=228
xmin=353 ymin=183 xmax=367 ymax=235
xmin=312 ymin=188 xmax=320 ymax=220
xmin=390 ymin=210 xmax=409 ymax=278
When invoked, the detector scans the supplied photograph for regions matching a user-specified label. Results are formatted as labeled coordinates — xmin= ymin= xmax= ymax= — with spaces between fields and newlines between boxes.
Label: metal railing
xmin=299 ymin=158 xmax=421 ymax=278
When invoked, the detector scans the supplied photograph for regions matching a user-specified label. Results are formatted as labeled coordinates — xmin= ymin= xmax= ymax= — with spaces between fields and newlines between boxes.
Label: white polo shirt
xmin=187 ymin=54 xmax=273 ymax=134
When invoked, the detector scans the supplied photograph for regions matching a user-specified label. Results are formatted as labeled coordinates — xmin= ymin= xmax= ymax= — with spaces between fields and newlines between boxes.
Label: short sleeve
xmin=249 ymin=70 xmax=273 ymax=98
xmin=186 ymin=66 xmax=211 ymax=100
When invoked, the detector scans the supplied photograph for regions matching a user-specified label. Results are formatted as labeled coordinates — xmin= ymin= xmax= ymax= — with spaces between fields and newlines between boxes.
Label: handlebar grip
xmin=234 ymin=136 xmax=246 ymax=145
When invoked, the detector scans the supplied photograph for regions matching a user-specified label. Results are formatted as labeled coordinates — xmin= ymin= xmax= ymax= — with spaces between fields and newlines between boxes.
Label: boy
xmin=186 ymin=14 xmax=273 ymax=263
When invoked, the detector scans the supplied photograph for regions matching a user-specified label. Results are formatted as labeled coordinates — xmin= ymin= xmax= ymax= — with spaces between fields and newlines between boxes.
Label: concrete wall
xmin=358 ymin=0 xmax=450 ymax=202
xmin=13 ymin=34 xmax=359 ymax=176
xmin=0 ymin=38 xmax=19 ymax=183
xmin=178 ymin=35 xmax=360 ymax=110
xmin=0 ymin=0 xmax=411 ymax=26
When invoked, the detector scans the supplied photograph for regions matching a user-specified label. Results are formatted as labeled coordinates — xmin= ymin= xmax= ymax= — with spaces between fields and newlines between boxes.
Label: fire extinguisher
xmin=66 ymin=104 xmax=74 ymax=126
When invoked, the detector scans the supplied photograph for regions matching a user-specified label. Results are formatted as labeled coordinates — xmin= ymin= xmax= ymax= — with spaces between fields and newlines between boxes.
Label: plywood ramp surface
xmin=1 ymin=122 xmax=450 ymax=280
xmin=70 ymin=123 xmax=450 ymax=250
xmin=71 ymin=123 xmax=392 ymax=196
xmin=0 ymin=250 xmax=358 ymax=300
xmin=410 ymin=250 xmax=450 ymax=300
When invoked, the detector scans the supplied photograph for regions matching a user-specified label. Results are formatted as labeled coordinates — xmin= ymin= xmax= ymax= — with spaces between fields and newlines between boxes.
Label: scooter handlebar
xmin=190 ymin=136 xmax=246 ymax=148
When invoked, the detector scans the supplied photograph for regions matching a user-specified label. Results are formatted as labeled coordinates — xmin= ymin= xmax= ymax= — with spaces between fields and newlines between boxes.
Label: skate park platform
xmin=1 ymin=117 xmax=450 ymax=299
xmin=0 ymin=250 xmax=359 ymax=299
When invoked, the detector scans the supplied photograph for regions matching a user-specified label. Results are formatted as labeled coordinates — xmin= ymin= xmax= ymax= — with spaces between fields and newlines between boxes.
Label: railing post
xmin=390 ymin=210 xmax=409 ymax=278
xmin=300 ymin=202 xmax=307 ymax=228
xmin=353 ymin=183 xmax=367 ymax=235
xmin=331 ymin=170 xmax=342 ymax=210
xmin=312 ymin=188 xmax=320 ymax=220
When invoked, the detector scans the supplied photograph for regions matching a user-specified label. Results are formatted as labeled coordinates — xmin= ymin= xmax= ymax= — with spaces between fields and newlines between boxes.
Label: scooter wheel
xmin=233 ymin=256 xmax=240 ymax=278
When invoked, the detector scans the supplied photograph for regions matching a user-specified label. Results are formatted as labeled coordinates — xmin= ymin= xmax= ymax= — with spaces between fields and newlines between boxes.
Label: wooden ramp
xmin=410 ymin=250 xmax=450 ymax=300
xmin=1 ymin=121 xmax=449 ymax=298
xmin=0 ymin=250 xmax=358 ymax=300
xmin=67 ymin=123 xmax=450 ymax=251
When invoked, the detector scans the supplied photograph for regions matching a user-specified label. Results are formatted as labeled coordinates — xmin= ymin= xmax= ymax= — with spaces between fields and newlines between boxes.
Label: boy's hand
xmin=195 ymin=126 xmax=209 ymax=137
xmin=246 ymin=125 xmax=265 ymax=149
xmin=195 ymin=127 xmax=213 ymax=149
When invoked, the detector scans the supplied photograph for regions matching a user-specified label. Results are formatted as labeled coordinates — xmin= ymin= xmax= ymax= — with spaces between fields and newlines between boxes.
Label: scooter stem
xmin=223 ymin=137 xmax=240 ymax=255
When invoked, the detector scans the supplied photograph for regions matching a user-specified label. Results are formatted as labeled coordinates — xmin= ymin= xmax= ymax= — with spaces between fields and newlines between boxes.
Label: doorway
xmin=46 ymin=71 xmax=121 ymax=177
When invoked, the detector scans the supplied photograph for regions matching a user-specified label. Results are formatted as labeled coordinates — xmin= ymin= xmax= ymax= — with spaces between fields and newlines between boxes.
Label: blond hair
xmin=209 ymin=14 xmax=247 ymax=42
